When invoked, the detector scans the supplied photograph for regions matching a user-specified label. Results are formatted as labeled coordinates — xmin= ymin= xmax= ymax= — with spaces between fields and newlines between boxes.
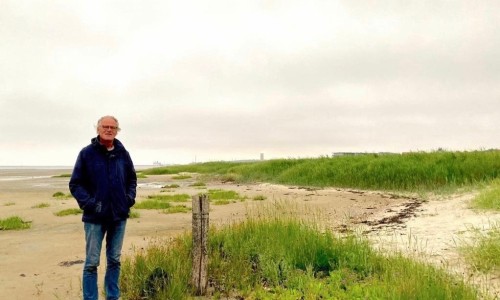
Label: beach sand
xmin=0 ymin=169 xmax=498 ymax=299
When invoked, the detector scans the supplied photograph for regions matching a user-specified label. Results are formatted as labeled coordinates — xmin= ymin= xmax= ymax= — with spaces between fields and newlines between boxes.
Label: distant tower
xmin=260 ymin=152 xmax=264 ymax=160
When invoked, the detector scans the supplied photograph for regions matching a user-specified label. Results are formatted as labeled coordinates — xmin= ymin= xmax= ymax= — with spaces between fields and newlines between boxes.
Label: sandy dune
xmin=0 ymin=169 xmax=498 ymax=299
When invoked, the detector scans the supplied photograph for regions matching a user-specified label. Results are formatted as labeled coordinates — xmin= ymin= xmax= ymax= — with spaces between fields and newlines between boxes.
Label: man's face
xmin=97 ymin=117 xmax=119 ymax=143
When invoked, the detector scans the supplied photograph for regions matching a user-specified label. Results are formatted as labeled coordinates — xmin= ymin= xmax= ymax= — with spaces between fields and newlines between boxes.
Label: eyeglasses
xmin=101 ymin=125 xmax=118 ymax=131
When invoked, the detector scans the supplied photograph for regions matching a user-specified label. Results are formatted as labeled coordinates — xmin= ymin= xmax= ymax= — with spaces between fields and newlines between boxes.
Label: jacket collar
xmin=91 ymin=136 xmax=124 ymax=152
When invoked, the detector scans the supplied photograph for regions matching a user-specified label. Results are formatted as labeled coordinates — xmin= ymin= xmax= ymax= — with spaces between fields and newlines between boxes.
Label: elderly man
xmin=69 ymin=115 xmax=137 ymax=300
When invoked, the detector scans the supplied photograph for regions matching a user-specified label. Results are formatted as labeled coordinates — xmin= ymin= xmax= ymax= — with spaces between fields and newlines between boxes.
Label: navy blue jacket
xmin=69 ymin=137 xmax=137 ymax=223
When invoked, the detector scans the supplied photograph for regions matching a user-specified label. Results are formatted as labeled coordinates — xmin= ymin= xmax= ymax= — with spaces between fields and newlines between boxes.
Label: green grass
xmin=212 ymin=199 xmax=232 ymax=205
xmin=141 ymin=161 xmax=246 ymax=175
xmin=54 ymin=208 xmax=82 ymax=216
xmin=0 ymin=216 xmax=31 ymax=230
xmin=53 ymin=173 xmax=71 ymax=178
xmin=163 ymin=205 xmax=190 ymax=214
xmin=147 ymin=194 xmax=190 ymax=202
xmin=136 ymin=194 xmax=192 ymax=211
xmin=32 ymin=203 xmax=50 ymax=208
xmin=120 ymin=203 xmax=481 ymax=299
xmin=252 ymin=195 xmax=267 ymax=201
xmin=129 ymin=210 xmax=140 ymax=219
xmin=52 ymin=191 xmax=73 ymax=200
xmin=471 ymin=178 xmax=500 ymax=210
xmin=135 ymin=200 xmax=172 ymax=210
xmin=136 ymin=172 xmax=148 ymax=179
xmin=130 ymin=149 xmax=500 ymax=298
xmin=464 ymin=180 xmax=500 ymax=274
xmin=141 ymin=150 xmax=500 ymax=192
xmin=461 ymin=222 xmax=500 ymax=273
xmin=189 ymin=181 xmax=206 ymax=187
xmin=207 ymin=189 xmax=245 ymax=202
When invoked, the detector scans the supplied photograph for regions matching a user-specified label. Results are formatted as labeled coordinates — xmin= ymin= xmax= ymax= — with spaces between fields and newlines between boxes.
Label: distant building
xmin=332 ymin=152 xmax=359 ymax=156
xmin=332 ymin=152 xmax=397 ymax=157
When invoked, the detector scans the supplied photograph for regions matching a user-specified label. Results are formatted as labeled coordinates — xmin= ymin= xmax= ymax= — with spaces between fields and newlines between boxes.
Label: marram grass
xmin=147 ymin=193 xmax=190 ymax=202
xmin=54 ymin=208 xmax=82 ymax=216
xmin=0 ymin=216 xmax=31 ymax=230
xmin=471 ymin=178 xmax=500 ymax=210
xmin=120 ymin=202 xmax=483 ymax=300
xmin=142 ymin=150 xmax=500 ymax=192
xmin=461 ymin=222 xmax=500 ymax=273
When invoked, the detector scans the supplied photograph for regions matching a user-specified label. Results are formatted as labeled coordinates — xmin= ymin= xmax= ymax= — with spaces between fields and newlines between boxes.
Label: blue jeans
xmin=83 ymin=220 xmax=127 ymax=300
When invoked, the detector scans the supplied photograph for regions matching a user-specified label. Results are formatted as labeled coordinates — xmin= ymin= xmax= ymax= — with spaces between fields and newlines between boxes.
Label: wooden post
xmin=191 ymin=194 xmax=209 ymax=295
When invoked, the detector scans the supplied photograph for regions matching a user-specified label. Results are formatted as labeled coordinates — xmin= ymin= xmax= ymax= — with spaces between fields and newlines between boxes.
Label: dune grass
xmin=462 ymin=180 xmax=500 ymax=273
xmin=136 ymin=193 xmax=192 ymax=210
xmin=163 ymin=205 xmax=190 ymax=214
xmin=54 ymin=208 xmax=82 ymax=216
xmin=120 ymin=202 xmax=482 ymax=299
xmin=136 ymin=172 xmax=148 ymax=179
xmin=52 ymin=191 xmax=73 ymax=200
xmin=129 ymin=210 xmax=140 ymax=219
xmin=208 ymin=189 xmax=245 ymax=201
xmin=147 ymin=194 xmax=190 ymax=202
xmin=470 ymin=178 xmax=500 ymax=210
xmin=207 ymin=189 xmax=245 ymax=205
xmin=461 ymin=223 xmax=500 ymax=273
xmin=131 ymin=149 xmax=499 ymax=298
xmin=0 ymin=216 xmax=31 ymax=230
xmin=142 ymin=150 xmax=500 ymax=192
xmin=32 ymin=203 xmax=50 ymax=208
xmin=135 ymin=200 xmax=172 ymax=210
xmin=53 ymin=173 xmax=71 ymax=178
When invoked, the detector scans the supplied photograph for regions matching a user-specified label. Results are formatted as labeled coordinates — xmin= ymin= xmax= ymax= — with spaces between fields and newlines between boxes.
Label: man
xmin=69 ymin=115 xmax=137 ymax=300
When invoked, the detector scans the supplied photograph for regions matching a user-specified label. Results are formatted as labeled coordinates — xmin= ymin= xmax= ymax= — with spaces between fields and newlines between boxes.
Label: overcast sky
xmin=1 ymin=1 xmax=499 ymax=166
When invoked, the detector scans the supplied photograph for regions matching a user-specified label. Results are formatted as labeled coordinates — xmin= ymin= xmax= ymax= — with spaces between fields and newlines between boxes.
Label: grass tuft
xmin=53 ymin=173 xmax=71 ymax=178
xmin=461 ymin=222 xmax=500 ymax=273
xmin=135 ymin=200 xmax=171 ymax=210
xmin=0 ymin=216 xmax=32 ymax=230
xmin=52 ymin=191 xmax=73 ymax=200
xmin=54 ymin=208 xmax=82 ymax=216
xmin=147 ymin=194 xmax=190 ymax=202
xmin=470 ymin=178 xmax=500 ymax=210
xmin=163 ymin=205 xmax=190 ymax=214
xmin=129 ymin=210 xmax=140 ymax=219
xmin=252 ymin=195 xmax=267 ymax=201
xmin=208 ymin=189 xmax=245 ymax=202
xmin=136 ymin=172 xmax=148 ymax=179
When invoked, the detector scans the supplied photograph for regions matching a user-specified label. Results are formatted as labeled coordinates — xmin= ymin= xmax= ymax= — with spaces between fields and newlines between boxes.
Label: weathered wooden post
xmin=191 ymin=194 xmax=209 ymax=295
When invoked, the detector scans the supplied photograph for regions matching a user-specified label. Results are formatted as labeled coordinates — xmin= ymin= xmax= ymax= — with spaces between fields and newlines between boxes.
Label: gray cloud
xmin=1 ymin=1 xmax=499 ymax=165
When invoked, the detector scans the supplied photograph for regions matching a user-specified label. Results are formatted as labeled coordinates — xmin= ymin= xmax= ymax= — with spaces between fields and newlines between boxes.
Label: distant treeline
xmin=141 ymin=150 xmax=500 ymax=191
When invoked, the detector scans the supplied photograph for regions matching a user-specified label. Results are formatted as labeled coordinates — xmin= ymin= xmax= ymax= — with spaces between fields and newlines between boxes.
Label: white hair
xmin=95 ymin=115 xmax=121 ymax=133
